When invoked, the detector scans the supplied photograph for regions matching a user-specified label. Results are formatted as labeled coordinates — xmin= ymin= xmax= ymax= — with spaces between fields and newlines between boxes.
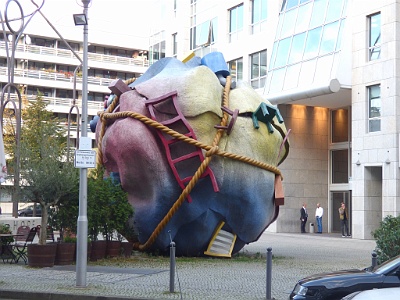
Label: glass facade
xmin=265 ymin=0 xmax=347 ymax=95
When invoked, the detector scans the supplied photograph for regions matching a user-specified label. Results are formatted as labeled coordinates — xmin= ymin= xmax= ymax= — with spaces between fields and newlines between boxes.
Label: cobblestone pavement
xmin=0 ymin=232 xmax=376 ymax=300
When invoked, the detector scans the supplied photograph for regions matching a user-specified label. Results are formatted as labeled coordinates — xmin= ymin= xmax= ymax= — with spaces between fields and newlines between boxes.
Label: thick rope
xmin=98 ymin=109 xmax=282 ymax=177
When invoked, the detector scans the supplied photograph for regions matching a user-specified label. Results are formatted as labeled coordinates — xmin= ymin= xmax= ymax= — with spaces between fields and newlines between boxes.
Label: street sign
xmin=74 ymin=150 xmax=96 ymax=168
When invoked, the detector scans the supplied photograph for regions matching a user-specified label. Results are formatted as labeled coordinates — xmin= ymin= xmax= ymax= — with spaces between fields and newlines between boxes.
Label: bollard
xmin=371 ymin=251 xmax=377 ymax=269
xmin=266 ymin=247 xmax=272 ymax=300
xmin=169 ymin=241 xmax=176 ymax=293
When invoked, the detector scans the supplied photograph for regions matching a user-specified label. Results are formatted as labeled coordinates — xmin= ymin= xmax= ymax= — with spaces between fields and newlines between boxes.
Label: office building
xmin=150 ymin=0 xmax=399 ymax=239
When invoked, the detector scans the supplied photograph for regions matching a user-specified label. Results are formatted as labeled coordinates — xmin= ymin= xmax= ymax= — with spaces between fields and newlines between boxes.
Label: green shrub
xmin=0 ymin=224 xmax=13 ymax=243
xmin=372 ymin=215 xmax=400 ymax=264
xmin=63 ymin=236 xmax=77 ymax=243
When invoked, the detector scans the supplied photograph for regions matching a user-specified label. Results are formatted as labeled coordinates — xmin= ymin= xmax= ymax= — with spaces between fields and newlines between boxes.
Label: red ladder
xmin=145 ymin=91 xmax=219 ymax=202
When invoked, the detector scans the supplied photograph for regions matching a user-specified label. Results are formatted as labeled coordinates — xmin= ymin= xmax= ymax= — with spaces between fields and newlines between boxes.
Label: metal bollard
xmin=371 ymin=251 xmax=377 ymax=269
xmin=169 ymin=241 xmax=176 ymax=293
xmin=266 ymin=247 xmax=272 ymax=300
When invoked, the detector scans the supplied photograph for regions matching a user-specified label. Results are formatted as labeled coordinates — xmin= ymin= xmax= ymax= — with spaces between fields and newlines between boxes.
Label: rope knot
xmin=206 ymin=146 xmax=219 ymax=157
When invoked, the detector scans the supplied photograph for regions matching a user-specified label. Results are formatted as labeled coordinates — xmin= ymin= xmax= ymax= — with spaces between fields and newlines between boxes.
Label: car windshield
xmin=374 ymin=256 xmax=400 ymax=274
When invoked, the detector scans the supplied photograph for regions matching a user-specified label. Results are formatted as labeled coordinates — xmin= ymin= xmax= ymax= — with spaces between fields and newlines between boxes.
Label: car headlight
xmin=293 ymin=284 xmax=308 ymax=296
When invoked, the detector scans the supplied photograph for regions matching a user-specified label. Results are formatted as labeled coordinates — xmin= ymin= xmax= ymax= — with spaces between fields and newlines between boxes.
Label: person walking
xmin=338 ymin=202 xmax=351 ymax=237
xmin=300 ymin=203 xmax=308 ymax=233
xmin=315 ymin=203 xmax=323 ymax=233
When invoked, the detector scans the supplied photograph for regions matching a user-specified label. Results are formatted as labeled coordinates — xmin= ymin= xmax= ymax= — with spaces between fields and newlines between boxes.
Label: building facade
xmin=0 ymin=14 xmax=149 ymax=210
xmin=151 ymin=0 xmax=400 ymax=239
xmin=0 ymin=31 xmax=148 ymax=147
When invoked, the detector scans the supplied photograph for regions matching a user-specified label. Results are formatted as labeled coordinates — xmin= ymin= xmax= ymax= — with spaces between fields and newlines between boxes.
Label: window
xmin=331 ymin=108 xmax=349 ymax=143
xmin=174 ymin=0 xmax=177 ymax=17
xmin=190 ymin=0 xmax=217 ymax=50
xmin=56 ymin=89 xmax=73 ymax=99
xmin=250 ymin=50 xmax=267 ymax=89
xmin=172 ymin=33 xmax=177 ymax=57
xmin=368 ymin=13 xmax=381 ymax=61
xmin=331 ymin=149 xmax=349 ymax=184
xmin=368 ymin=85 xmax=381 ymax=132
xmin=229 ymin=4 xmax=243 ymax=42
xmin=149 ymin=31 xmax=166 ymax=64
xmin=252 ymin=0 xmax=267 ymax=34
xmin=190 ymin=18 xmax=218 ymax=49
xmin=228 ymin=58 xmax=243 ymax=81
xmin=58 ymin=41 xmax=79 ymax=51
xmin=88 ymin=92 xmax=106 ymax=102
xmin=27 ymin=86 xmax=53 ymax=97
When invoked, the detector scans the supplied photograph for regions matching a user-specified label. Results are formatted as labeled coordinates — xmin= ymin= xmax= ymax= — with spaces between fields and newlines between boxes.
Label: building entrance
xmin=331 ymin=191 xmax=351 ymax=233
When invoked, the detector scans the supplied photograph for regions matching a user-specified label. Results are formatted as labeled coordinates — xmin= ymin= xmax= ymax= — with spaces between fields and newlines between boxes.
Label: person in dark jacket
xmin=300 ymin=203 xmax=308 ymax=233
xmin=339 ymin=202 xmax=351 ymax=237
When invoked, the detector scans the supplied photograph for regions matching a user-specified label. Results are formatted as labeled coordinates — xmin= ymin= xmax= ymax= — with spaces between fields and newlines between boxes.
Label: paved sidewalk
xmin=0 ymin=232 xmax=376 ymax=300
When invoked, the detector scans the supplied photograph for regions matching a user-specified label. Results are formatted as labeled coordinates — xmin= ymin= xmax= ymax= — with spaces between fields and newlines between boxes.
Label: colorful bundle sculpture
xmin=93 ymin=52 xmax=289 ymax=256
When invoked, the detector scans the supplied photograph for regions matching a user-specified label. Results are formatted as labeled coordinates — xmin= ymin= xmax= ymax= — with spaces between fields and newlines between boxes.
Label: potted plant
xmin=0 ymin=224 xmax=14 ymax=262
xmin=10 ymin=94 xmax=80 ymax=267
xmin=88 ymin=166 xmax=133 ymax=259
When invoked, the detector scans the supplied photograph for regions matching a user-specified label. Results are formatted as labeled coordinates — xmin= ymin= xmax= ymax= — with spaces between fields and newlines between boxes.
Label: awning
xmin=264 ymin=79 xmax=341 ymax=106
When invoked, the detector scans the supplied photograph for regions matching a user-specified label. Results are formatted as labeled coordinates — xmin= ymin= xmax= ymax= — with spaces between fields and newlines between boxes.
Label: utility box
xmin=309 ymin=223 xmax=314 ymax=234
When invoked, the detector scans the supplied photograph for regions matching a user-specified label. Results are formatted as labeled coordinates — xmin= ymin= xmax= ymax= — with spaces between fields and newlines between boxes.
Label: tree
xmin=17 ymin=93 xmax=79 ymax=244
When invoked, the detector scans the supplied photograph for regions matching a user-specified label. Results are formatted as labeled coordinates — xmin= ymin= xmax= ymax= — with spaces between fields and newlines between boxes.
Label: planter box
xmin=106 ymin=240 xmax=121 ymax=258
xmin=28 ymin=243 xmax=57 ymax=268
xmin=90 ymin=240 xmax=107 ymax=261
xmin=121 ymin=242 xmax=133 ymax=257
xmin=55 ymin=243 xmax=76 ymax=265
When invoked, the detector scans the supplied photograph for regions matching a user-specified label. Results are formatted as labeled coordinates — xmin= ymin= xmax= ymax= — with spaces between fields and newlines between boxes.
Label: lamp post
xmin=74 ymin=0 xmax=90 ymax=288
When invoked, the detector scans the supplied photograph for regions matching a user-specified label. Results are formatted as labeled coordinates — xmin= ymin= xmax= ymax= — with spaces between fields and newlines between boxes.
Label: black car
xmin=289 ymin=255 xmax=400 ymax=300
xmin=18 ymin=205 xmax=42 ymax=217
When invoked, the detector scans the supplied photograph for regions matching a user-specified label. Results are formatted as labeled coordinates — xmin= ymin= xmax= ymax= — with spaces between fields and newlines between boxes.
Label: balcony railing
xmin=0 ymin=41 xmax=149 ymax=68
xmin=0 ymin=66 xmax=115 ymax=87
xmin=2 ymin=93 xmax=104 ymax=113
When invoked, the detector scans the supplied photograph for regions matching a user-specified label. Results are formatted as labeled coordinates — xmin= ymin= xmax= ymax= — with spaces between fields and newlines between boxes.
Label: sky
xmin=0 ymin=0 xmax=158 ymax=49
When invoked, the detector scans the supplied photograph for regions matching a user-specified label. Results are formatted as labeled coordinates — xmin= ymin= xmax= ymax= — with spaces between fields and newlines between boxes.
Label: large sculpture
xmin=93 ymin=53 xmax=289 ymax=256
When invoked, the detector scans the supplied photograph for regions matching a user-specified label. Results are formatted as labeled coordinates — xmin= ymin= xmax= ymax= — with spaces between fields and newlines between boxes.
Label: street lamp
xmin=75 ymin=0 xmax=91 ymax=288
xmin=73 ymin=13 xmax=88 ymax=26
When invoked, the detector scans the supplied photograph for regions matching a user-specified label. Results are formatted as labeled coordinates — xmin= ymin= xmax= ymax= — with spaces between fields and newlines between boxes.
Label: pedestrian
xmin=300 ymin=203 xmax=308 ymax=233
xmin=338 ymin=202 xmax=351 ymax=237
xmin=315 ymin=203 xmax=323 ymax=233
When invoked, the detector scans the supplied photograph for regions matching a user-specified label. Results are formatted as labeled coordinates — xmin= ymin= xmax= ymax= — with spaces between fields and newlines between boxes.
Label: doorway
xmin=331 ymin=191 xmax=351 ymax=233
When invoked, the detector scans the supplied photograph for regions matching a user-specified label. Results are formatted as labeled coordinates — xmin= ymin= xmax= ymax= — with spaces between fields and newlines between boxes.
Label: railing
xmin=2 ymin=93 xmax=103 ymax=113
xmin=0 ymin=66 xmax=114 ymax=87
xmin=0 ymin=41 xmax=150 ymax=68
